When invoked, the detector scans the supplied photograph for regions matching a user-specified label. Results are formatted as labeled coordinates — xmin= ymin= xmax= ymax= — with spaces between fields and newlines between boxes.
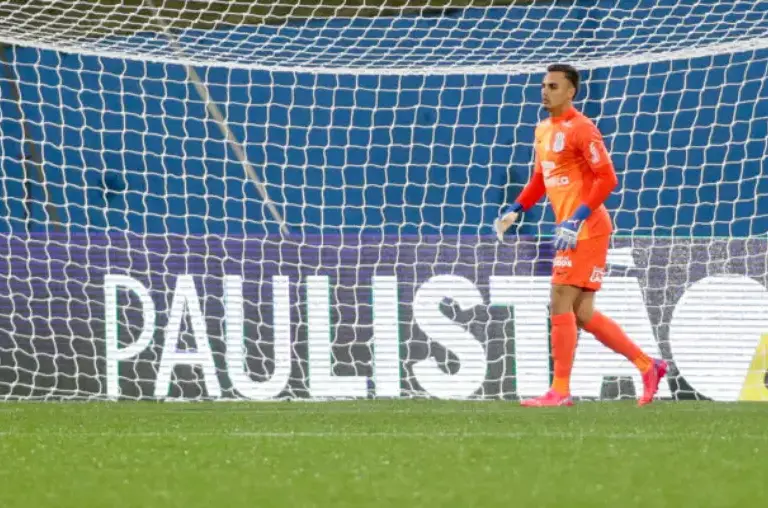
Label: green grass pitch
xmin=0 ymin=401 xmax=766 ymax=507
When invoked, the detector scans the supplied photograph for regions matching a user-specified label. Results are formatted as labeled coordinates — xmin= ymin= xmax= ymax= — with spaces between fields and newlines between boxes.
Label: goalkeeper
xmin=495 ymin=64 xmax=667 ymax=407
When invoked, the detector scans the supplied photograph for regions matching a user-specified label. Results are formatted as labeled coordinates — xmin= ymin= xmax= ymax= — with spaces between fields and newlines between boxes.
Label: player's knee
xmin=550 ymin=285 xmax=577 ymax=315
xmin=573 ymin=295 xmax=595 ymax=327
xmin=575 ymin=309 xmax=592 ymax=328
xmin=551 ymin=284 xmax=570 ymax=301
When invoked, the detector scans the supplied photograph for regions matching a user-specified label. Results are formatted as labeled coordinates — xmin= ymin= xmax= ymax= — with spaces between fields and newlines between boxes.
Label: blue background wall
xmin=1 ymin=0 xmax=766 ymax=237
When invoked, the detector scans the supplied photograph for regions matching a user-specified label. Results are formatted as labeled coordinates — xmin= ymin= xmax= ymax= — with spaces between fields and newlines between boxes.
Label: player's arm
xmin=553 ymin=124 xmax=618 ymax=250
xmin=495 ymin=155 xmax=546 ymax=241
xmin=579 ymin=124 xmax=618 ymax=213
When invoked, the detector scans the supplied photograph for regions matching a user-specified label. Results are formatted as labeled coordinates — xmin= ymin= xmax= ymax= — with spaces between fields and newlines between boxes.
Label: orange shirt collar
xmin=550 ymin=105 xmax=578 ymax=124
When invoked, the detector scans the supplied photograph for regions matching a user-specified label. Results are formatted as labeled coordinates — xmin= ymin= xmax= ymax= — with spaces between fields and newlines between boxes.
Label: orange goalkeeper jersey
xmin=533 ymin=106 xmax=617 ymax=240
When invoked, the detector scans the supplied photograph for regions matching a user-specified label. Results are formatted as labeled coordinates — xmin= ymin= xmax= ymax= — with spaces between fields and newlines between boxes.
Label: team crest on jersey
xmin=552 ymin=132 xmax=566 ymax=153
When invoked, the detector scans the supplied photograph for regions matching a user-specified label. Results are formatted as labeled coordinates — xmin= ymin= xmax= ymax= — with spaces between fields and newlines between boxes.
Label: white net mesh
xmin=1 ymin=1 xmax=768 ymax=71
xmin=0 ymin=0 xmax=766 ymax=401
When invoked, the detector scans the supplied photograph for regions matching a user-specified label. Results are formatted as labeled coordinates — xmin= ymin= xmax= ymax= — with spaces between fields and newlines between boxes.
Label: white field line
xmin=0 ymin=430 xmax=766 ymax=441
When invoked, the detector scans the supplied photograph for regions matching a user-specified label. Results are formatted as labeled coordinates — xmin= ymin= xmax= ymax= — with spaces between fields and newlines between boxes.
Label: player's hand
xmin=554 ymin=219 xmax=582 ymax=250
xmin=554 ymin=204 xmax=592 ymax=251
xmin=495 ymin=203 xmax=523 ymax=242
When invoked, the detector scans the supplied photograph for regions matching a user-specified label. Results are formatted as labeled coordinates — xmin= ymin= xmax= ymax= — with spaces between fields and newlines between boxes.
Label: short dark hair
xmin=547 ymin=64 xmax=580 ymax=97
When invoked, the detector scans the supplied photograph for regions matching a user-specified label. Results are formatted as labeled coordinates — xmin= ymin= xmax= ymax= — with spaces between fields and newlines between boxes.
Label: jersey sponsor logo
xmin=541 ymin=161 xmax=569 ymax=188
xmin=545 ymin=176 xmax=570 ymax=188
xmin=589 ymin=266 xmax=606 ymax=283
xmin=589 ymin=141 xmax=601 ymax=164
xmin=541 ymin=160 xmax=555 ymax=178
xmin=552 ymin=131 xmax=565 ymax=153
xmin=553 ymin=255 xmax=573 ymax=268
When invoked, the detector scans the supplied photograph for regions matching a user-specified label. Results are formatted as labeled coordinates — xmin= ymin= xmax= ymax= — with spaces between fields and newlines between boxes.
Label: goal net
xmin=0 ymin=0 xmax=766 ymax=401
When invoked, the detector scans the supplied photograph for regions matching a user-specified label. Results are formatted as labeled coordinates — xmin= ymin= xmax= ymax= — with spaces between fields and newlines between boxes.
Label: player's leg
xmin=520 ymin=282 xmax=580 ymax=407
xmin=573 ymin=273 xmax=668 ymax=406
xmin=539 ymin=239 xmax=603 ymax=403
xmin=549 ymin=283 xmax=582 ymax=397
xmin=574 ymin=290 xmax=652 ymax=372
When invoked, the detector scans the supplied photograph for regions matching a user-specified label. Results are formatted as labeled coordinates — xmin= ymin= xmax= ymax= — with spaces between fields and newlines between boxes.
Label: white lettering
xmin=100 ymin=269 xmax=768 ymax=403
xmin=606 ymin=247 xmax=635 ymax=268
xmin=571 ymin=277 xmax=669 ymax=400
xmin=489 ymin=276 xmax=552 ymax=397
xmin=225 ymin=275 xmax=291 ymax=400
xmin=372 ymin=276 xmax=401 ymax=397
xmin=669 ymin=274 xmax=768 ymax=401
xmin=545 ymin=175 xmax=570 ymax=188
xmin=307 ymin=275 xmax=367 ymax=398
xmin=553 ymin=256 xmax=573 ymax=268
xmin=155 ymin=275 xmax=221 ymax=399
xmin=104 ymin=275 xmax=156 ymax=399
xmin=412 ymin=275 xmax=486 ymax=399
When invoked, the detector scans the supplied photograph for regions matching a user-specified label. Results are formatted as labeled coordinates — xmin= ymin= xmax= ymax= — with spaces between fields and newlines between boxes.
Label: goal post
xmin=0 ymin=0 xmax=766 ymax=401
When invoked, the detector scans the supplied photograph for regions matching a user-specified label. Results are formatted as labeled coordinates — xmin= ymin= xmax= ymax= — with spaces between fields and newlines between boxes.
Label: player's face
xmin=542 ymin=72 xmax=575 ymax=113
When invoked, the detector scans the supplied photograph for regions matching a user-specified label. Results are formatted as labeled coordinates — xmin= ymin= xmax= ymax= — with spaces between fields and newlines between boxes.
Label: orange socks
xmin=550 ymin=312 xmax=578 ymax=396
xmin=549 ymin=311 xmax=652 ymax=396
xmin=583 ymin=311 xmax=652 ymax=373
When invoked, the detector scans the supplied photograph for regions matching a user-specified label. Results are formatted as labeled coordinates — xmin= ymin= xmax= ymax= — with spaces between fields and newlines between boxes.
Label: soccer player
xmin=495 ymin=64 xmax=668 ymax=407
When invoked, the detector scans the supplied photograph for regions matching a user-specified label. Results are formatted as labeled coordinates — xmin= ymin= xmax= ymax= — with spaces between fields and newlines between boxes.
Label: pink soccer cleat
xmin=520 ymin=390 xmax=574 ymax=407
xmin=638 ymin=358 xmax=668 ymax=407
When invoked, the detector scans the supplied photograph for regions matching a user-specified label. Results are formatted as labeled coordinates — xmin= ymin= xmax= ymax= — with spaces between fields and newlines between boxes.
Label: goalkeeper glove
xmin=554 ymin=204 xmax=591 ymax=251
xmin=500 ymin=202 xmax=523 ymax=219
xmin=495 ymin=202 xmax=523 ymax=241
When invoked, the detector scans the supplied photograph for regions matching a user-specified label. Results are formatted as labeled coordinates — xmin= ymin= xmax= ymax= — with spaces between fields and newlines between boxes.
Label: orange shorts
xmin=551 ymin=234 xmax=609 ymax=291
